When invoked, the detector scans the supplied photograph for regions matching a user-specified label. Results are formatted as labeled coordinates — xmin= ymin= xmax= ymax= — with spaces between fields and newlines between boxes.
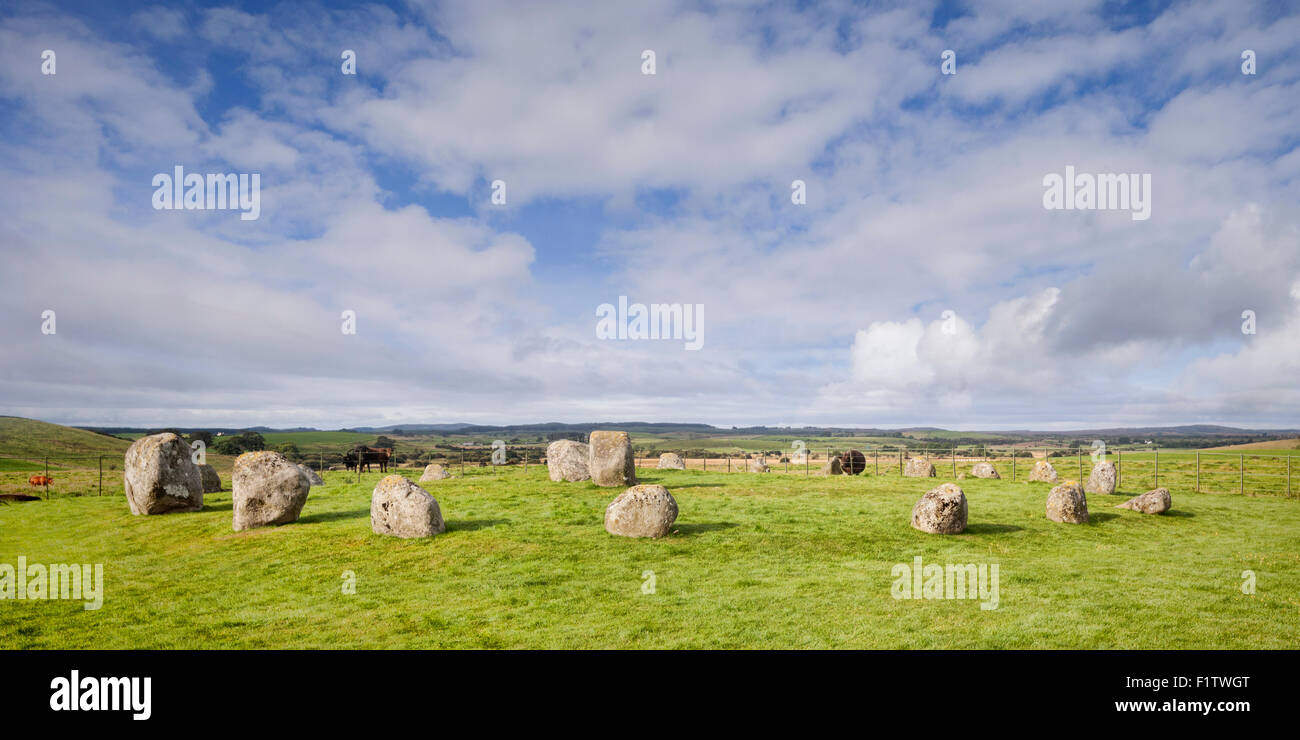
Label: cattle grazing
xmin=29 ymin=474 xmax=54 ymax=487
xmin=345 ymin=447 xmax=392 ymax=473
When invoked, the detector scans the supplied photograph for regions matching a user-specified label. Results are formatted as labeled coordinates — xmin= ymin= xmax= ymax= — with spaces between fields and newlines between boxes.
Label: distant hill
xmin=0 ymin=416 xmax=132 ymax=459
xmin=350 ymin=423 xmax=474 ymax=433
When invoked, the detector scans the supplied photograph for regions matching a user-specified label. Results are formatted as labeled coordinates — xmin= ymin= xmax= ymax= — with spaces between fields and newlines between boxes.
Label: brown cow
xmin=28 ymin=474 xmax=53 ymax=487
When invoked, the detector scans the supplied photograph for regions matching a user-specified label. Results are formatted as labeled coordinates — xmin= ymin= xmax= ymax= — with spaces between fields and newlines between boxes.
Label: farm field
xmin=1206 ymin=438 xmax=1300 ymax=452
xmin=3 ymin=465 xmax=1296 ymax=649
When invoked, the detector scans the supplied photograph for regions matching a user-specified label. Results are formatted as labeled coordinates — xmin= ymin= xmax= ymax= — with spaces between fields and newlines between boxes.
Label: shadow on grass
xmin=673 ymin=522 xmax=739 ymax=536
xmin=1164 ymin=509 xmax=1195 ymax=518
xmin=964 ymin=523 xmax=1023 ymax=534
xmin=298 ymin=508 xmax=369 ymax=524
xmin=1088 ymin=512 xmax=1120 ymax=524
xmin=202 ymin=501 xmax=233 ymax=512
xmin=447 ymin=518 xmax=509 ymax=532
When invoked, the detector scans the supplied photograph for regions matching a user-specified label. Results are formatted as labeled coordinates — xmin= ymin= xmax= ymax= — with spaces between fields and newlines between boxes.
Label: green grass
xmin=2 ymin=465 xmax=1296 ymax=649
xmin=0 ymin=416 xmax=130 ymax=459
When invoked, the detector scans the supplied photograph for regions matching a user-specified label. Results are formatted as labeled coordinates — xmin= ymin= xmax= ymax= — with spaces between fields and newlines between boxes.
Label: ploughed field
xmin=2 ymin=466 xmax=1297 ymax=648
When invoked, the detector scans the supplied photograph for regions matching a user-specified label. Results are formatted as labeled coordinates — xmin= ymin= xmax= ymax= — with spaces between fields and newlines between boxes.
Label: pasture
xmin=2 ymin=465 xmax=1296 ymax=649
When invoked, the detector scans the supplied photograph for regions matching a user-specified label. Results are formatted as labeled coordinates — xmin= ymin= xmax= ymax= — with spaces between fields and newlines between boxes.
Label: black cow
xmin=345 ymin=447 xmax=391 ymax=473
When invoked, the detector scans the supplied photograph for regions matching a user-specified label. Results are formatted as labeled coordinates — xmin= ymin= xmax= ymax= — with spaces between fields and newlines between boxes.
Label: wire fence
xmin=2 ymin=445 xmax=1295 ymax=499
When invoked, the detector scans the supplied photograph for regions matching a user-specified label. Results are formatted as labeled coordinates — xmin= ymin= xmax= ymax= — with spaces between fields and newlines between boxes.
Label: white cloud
xmin=2 ymin=2 xmax=1299 ymax=429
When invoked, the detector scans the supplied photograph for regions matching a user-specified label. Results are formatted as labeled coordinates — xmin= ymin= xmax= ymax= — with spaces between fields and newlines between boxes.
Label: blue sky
xmin=1 ymin=0 xmax=1299 ymax=429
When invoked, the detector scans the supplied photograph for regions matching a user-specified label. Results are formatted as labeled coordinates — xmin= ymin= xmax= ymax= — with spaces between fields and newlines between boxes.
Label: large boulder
xmin=232 ymin=451 xmax=310 ymax=531
xmin=296 ymin=464 xmax=324 ymax=486
xmin=123 ymin=433 xmax=204 ymax=515
xmin=588 ymin=431 xmax=637 ymax=487
xmin=371 ymin=475 xmax=445 ymax=538
xmin=604 ymin=484 xmax=678 ymax=538
xmin=546 ymin=440 xmax=591 ymax=482
xmin=1085 ymin=461 xmax=1117 ymax=495
xmin=820 ymin=456 xmax=843 ymax=475
xmin=1047 ymin=481 xmax=1089 ymax=524
xmin=419 ymin=463 xmax=451 ymax=482
xmin=970 ymin=462 xmax=1000 ymax=479
xmin=1029 ymin=460 xmax=1059 ymax=483
xmin=657 ymin=452 xmax=686 ymax=470
xmin=904 ymin=457 xmax=937 ymax=477
xmin=910 ymin=483 xmax=968 ymax=534
xmin=1117 ymin=487 xmax=1172 ymax=515
xmin=197 ymin=463 xmax=223 ymax=493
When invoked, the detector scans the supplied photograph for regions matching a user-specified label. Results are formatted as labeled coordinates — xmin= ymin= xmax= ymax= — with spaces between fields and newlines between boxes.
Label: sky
xmin=1 ymin=0 xmax=1298 ymax=430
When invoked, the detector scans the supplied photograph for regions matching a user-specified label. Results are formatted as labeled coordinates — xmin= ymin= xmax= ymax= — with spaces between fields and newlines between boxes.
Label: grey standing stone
xmin=1117 ymin=487 xmax=1171 ymax=514
xmin=1047 ymin=481 xmax=1089 ymax=524
xmin=123 ymin=433 xmax=204 ymax=515
xmin=657 ymin=452 xmax=686 ymax=470
xmin=604 ymin=484 xmax=678 ymax=538
xmin=904 ymin=457 xmax=937 ymax=477
xmin=232 ymin=451 xmax=310 ymax=531
xmin=1029 ymin=460 xmax=1059 ymax=483
xmin=297 ymin=463 xmax=324 ymax=486
xmin=588 ymin=431 xmax=637 ymax=487
xmin=910 ymin=483 xmax=968 ymax=534
xmin=371 ymin=475 xmax=445 ymax=538
xmin=1085 ymin=461 xmax=1117 ymax=495
xmin=419 ymin=463 xmax=451 ymax=482
xmin=546 ymin=440 xmax=591 ymax=482
xmin=197 ymin=463 xmax=223 ymax=493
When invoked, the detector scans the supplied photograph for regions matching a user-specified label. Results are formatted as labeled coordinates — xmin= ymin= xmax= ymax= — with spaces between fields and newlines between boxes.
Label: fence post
xmin=1078 ymin=453 xmax=1083 ymax=481
xmin=874 ymin=451 xmax=878 ymax=475
xmin=1012 ymin=454 xmax=1016 ymax=482
xmin=952 ymin=446 xmax=956 ymax=477
xmin=728 ymin=457 xmax=731 ymax=473
xmin=899 ymin=449 xmax=903 ymax=475
xmin=1240 ymin=454 xmax=1244 ymax=494
xmin=44 ymin=456 xmax=49 ymax=498
xmin=460 ymin=450 xmax=464 ymax=477
xmin=1195 ymin=452 xmax=1200 ymax=492
xmin=1117 ymin=449 xmax=1122 ymax=488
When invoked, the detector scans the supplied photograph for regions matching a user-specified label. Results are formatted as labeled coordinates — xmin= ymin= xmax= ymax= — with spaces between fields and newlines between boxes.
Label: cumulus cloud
xmin=1 ymin=1 xmax=1298 ymax=428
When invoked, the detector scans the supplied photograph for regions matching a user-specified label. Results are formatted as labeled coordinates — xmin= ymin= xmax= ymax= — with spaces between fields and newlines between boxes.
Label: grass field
xmin=1206 ymin=438 xmax=1300 ymax=452
xmin=3 ymin=465 xmax=1296 ymax=649
xmin=0 ymin=417 xmax=130 ymax=458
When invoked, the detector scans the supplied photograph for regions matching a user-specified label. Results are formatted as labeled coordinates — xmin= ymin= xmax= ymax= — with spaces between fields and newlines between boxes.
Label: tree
xmin=212 ymin=437 xmax=244 ymax=455
xmin=277 ymin=442 xmax=301 ymax=459
xmin=238 ymin=431 xmax=266 ymax=451
xmin=376 ymin=436 xmax=396 ymax=449
xmin=188 ymin=431 xmax=214 ymax=447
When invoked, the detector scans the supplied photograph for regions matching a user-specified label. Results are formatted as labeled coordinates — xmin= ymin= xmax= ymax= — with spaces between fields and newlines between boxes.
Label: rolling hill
xmin=0 ymin=416 xmax=132 ymax=459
